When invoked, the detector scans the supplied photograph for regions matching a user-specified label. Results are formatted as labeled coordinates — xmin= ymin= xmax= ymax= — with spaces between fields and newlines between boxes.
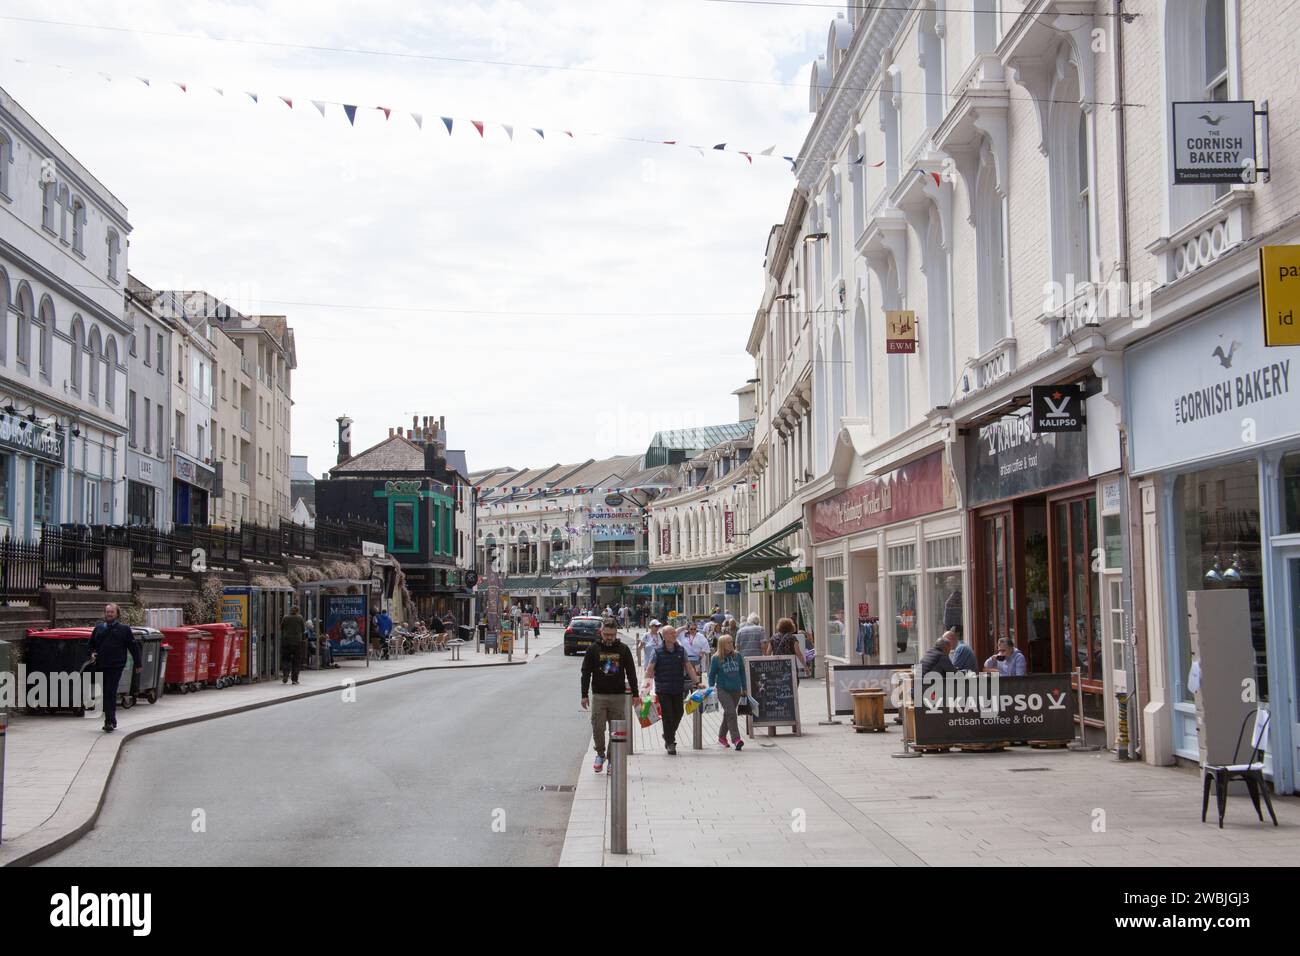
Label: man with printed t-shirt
xmin=580 ymin=617 xmax=640 ymax=774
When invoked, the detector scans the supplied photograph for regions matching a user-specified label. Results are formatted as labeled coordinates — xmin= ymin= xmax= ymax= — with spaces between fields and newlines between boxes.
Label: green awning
xmin=631 ymin=563 xmax=728 ymax=586
xmin=716 ymin=519 xmax=802 ymax=577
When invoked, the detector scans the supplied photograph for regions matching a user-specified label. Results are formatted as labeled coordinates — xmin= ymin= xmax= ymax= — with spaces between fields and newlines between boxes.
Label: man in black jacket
xmin=920 ymin=634 xmax=956 ymax=676
xmin=580 ymin=617 xmax=640 ymax=774
xmin=88 ymin=603 xmax=142 ymax=733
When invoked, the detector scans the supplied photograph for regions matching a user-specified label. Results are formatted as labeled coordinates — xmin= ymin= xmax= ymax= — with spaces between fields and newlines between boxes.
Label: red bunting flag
xmin=280 ymin=96 xmax=293 ymax=109
xmin=472 ymin=120 xmax=485 ymax=137
xmin=378 ymin=106 xmax=391 ymax=120
xmin=930 ymin=171 xmax=942 ymax=188
xmin=740 ymin=152 xmax=752 ymax=164
xmin=176 ymin=82 xmax=187 ymax=93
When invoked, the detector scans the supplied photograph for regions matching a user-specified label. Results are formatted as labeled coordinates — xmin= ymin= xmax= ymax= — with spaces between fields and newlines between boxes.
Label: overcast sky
xmin=1 ymin=0 xmax=825 ymax=475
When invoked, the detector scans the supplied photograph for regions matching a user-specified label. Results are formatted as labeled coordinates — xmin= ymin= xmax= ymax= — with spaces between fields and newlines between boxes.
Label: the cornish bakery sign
xmin=0 ymin=412 xmax=64 ymax=464
xmin=1128 ymin=292 xmax=1300 ymax=474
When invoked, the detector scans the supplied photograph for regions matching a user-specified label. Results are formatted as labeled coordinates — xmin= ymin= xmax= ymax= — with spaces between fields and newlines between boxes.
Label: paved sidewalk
xmin=0 ymin=625 xmax=562 ymax=866
xmin=561 ymin=676 xmax=1300 ymax=866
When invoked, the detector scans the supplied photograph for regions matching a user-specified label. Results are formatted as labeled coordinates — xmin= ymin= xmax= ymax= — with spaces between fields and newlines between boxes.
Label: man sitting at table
xmin=920 ymin=634 xmax=956 ymax=676
xmin=984 ymin=637 xmax=1027 ymax=676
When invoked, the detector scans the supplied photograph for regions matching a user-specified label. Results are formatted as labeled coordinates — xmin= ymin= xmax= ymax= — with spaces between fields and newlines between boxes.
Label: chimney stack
xmin=388 ymin=427 xmax=395 ymax=438
xmin=336 ymin=416 xmax=353 ymax=464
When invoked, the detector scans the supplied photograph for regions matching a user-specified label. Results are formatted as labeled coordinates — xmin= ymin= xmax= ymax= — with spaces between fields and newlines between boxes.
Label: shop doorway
xmin=1282 ymin=548 xmax=1300 ymax=790
xmin=1050 ymin=492 xmax=1103 ymax=727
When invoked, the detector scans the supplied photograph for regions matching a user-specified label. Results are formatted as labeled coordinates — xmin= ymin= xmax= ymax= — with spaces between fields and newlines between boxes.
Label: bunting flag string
xmin=9 ymin=57 xmax=805 ymax=172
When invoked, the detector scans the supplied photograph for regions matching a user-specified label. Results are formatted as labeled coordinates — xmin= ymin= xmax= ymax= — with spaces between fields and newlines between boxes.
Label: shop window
xmin=34 ymin=462 xmax=57 ymax=525
xmin=391 ymin=500 xmax=417 ymax=552
xmin=0 ymin=452 xmax=10 ymax=519
xmin=888 ymin=543 xmax=919 ymax=663
xmin=826 ymin=577 xmax=847 ymax=659
xmin=0 ymin=128 xmax=11 ymax=199
xmin=1174 ymin=459 xmax=1265 ymax=705
xmin=1282 ymin=452 xmax=1300 ymax=535
xmin=1054 ymin=495 xmax=1102 ymax=688
xmin=926 ymin=535 xmax=963 ymax=641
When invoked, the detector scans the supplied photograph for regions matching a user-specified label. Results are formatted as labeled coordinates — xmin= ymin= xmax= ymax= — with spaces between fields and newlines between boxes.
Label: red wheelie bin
xmin=193 ymin=623 xmax=239 ymax=688
xmin=161 ymin=627 xmax=205 ymax=694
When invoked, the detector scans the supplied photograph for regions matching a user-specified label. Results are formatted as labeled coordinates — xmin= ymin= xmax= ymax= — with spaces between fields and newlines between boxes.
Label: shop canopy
xmin=715 ymin=519 xmax=802 ymax=578
xmin=504 ymin=576 xmax=559 ymax=593
xmin=631 ymin=562 xmax=739 ymax=586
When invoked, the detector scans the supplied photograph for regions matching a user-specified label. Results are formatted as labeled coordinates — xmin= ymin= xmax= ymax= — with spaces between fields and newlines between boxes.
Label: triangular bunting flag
xmin=343 ymin=104 xmax=357 ymax=125
xmin=533 ymin=127 xmax=544 ymax=138
xmin=246 ymin=92 xmax=258 ymax=103
xmin=138 ymin=77 xmax=150 ymax=86
xmin=503 ymin=124 xmax=513 ymax=140
xmin=695 ymin=148 xmax=706 ymax=158
xmin=378 ymin=106 xmax=391 ymax=120
xmin=662 ymin=140 xmax=677 ymax=145
xmin=760 ymin=145 xmax=775 ymax=156
xmin=412 ymin=113 xmax=423 ymax=129
xmin=175 ymin=82 xmax=187 ymax=93
xmin=442 ymin=116 xmax=454 ymax=134
xmin=930 ymin=171 xmax=942 ymax=188
xmin=563 ymin=130 xmax=573 ymax=138
xmin=312 ymin=100 xmax=326 ymax=117
xmin=713 ymin=143 xmax=726 ymax=150
xmin=852 ymin=154 xmax=864 ymax=165
xmin=213 ymin=87 xmax=223 ymax=96
xmin=868 ymin=158 xmax=885 ymax=167
xmin=740 ymin=152 xmax=752 ymax=164
xmin=279 ymin=96 xmax=293 ymax=109
xmin=472 ymin=120 xmax=484 ymax=137
xmin=784 ymin=156 xmax=796 ymax=170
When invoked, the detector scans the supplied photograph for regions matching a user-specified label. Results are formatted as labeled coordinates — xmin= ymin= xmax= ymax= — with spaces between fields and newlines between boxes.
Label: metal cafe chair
xmin=1202 ymin=708 xmax=1278 ymax=828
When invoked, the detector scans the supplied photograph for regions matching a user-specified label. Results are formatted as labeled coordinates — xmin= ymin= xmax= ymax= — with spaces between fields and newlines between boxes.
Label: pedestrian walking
xmin=770 ymin=617 xmax=805 ymax=675
xmin=281 ymin=604 xmax=307 ymax=684
xmin=735 ymin=613 xmax=766 ymax=658
xmin=680 ymin=620 xmax=711 ymax=678
xmin=638 ymin=619 xmax=663 ymax=668
xmin=376 ymin=607 xmax=393 ymax=660
xmin=87 ymin=603 xmax=141 ymax=734
xmin=580 ymin=616 xmax=640 ymax=774
xmin=708 ymin=634 xmax=747 ymax=750
xmin=642 ymin=625 xmax=700 ymax=755
xmin=531 ymin=610 xmax=540 ymax=640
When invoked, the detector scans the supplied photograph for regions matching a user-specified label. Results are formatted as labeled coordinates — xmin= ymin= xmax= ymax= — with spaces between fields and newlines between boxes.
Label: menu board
xmin=745 ymin=656 xmax=801 ymax=732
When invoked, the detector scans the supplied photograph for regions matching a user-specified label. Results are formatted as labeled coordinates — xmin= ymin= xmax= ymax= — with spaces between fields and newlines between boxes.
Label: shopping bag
xmin=684 ymin=687 xmax=708 ymax=715
xmin=638 ymin=695 xmax=661 ymax=728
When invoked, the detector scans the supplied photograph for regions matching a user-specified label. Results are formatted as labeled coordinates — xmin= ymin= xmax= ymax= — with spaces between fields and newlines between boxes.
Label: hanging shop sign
xmin=966 ymin=409 xmax=1090 ymax=507
xmin=1030 ymin=384 xmax=1085 ymax=433
xmin=725 ymin=581 xmax=742 ymax=595
xmin=774 ymin=567 xmax=813 ymax=593
xmin=0 ymin=412 xmax=64 ymax=464
xmin=885 ymin=309 xmax=917 ymax=354
xmin=1127 ymin=292 xmax=1300 ymax=474
xmin=173 ymin=450 xmax=216 ymax=492
xmin=810 ymin=450 xmax=953 ymax=543
xmin=1171 ymin=101 xmax=1258 ymax=185
xmin=1259 ymin=245 xmax=1300 ymax=347
xmin=724 ymin=509 xmax=735 ymax=543
xmin=361 ymin=541 xmax=386 ymax=558
xmin=660 ymin=527 xmax=671 ymax=554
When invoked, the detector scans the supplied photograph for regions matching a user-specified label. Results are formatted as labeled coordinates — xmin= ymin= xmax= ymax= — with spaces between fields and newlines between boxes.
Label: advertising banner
xmin=831 ymin=664 xmax=910 ymax=715
xmin=912 ymin=673 xmax=1076 ymax=745
xmin=323 ymin=593 xmax=369 ymax=659
xmin=966 ymin=409 xmax=1090 ymax=507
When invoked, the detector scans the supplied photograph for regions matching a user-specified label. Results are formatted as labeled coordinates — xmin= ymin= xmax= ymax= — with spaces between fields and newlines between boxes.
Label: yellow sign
xmin=1260 ymin=245 xmax=1300 ymax=346
xmin=885 ymin=309 xmax=917 ymax=354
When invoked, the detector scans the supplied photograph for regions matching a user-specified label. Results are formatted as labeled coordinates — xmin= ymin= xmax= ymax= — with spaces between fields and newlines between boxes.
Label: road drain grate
xmin=538 ymin=785 xmax=576 ymax=792
xmin=1008 ymin=767 xmax=1052 ymax=773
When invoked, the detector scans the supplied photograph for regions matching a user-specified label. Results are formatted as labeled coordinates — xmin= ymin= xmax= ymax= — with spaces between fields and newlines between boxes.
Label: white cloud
xmin=0 ymin=0 xmax=826 ymax=473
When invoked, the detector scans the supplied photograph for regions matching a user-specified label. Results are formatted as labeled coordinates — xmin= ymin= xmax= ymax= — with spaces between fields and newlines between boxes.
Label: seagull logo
xmin=1199 ymin=112 xmax=1224 ymax=126
xmin=1212 ymin=340 xmax=1241 ymax=368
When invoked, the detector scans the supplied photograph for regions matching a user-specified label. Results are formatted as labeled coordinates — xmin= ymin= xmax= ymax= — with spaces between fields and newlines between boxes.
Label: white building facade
xmin=1 ymin=85 xmax=130 ymax=537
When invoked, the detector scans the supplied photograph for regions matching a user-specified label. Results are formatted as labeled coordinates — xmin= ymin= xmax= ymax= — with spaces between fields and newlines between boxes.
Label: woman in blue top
xmin=708 ymin=634 xmax=747 ymax=751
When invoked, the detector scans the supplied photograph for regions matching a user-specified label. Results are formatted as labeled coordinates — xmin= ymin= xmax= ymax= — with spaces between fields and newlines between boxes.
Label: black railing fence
xmin=1 ymin=517 xmax=389 ymax=604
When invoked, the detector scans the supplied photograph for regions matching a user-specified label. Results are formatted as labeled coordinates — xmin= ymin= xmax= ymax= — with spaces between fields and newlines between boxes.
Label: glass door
xmin=977 ymin=511 xmax=1013 ymax=662
xmin=1050 ymin=493 xmax=1103 ymax=725
xmin=1284 ymin=550 xmax=1300 ymax=793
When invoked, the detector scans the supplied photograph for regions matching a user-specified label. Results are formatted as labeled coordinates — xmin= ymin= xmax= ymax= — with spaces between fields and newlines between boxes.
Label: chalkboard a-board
xmin=744 ymin=656 xmax=802 ymax=736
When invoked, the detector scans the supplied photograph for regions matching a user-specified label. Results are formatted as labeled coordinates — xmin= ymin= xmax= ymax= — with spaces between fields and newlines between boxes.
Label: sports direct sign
xmin=912 ymin=673 xmax=1076 ymax=745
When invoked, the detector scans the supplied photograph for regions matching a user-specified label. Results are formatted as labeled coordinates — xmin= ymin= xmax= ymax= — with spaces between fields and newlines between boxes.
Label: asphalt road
xmin=41 ymin=645 xmax=592 ymax=866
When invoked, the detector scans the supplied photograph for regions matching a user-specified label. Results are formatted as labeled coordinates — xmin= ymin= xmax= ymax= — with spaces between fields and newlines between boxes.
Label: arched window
xmin=0 ymin=267 xmax=9 ymax=365
xmin=70 ymin=315 xmax=85 ymax=393
xmin=41 ymin=181 xmax=57 ymax=232
xmin=105 ymin=335 xmax=119 ymax=409
xmin=1048 ymin=50 xmax=1092 ymax=289
xmin=15 ymin=282 xmax=34 ymax=371
xmin=1165 ymin=0 xmax=1238 ymax=228
xmin=88 ymin=325 xmax=102 ymax=401
xmin=925 ymin=207 xmax=953 ymax=410
xmin=853 ymin=299 xmax=870 ymax=418
xmin=975 ymin=141 xmax=1009 ymax=353
xmin=36 ymin=295 xmax=54 ymax=382
xmin=830 ymin=325 xmax=845 ymax=443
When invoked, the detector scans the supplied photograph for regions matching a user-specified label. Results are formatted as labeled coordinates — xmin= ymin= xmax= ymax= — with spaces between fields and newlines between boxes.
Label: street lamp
xmin=804 ymin=232 xmax=829 ymax=243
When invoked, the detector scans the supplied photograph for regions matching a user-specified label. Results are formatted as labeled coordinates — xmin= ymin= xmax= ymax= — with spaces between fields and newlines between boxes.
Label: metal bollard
xmin=609 ymin=719 xmax=628 ymax=855
xmin=692 ymin=698 xmax=703 ymax=750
